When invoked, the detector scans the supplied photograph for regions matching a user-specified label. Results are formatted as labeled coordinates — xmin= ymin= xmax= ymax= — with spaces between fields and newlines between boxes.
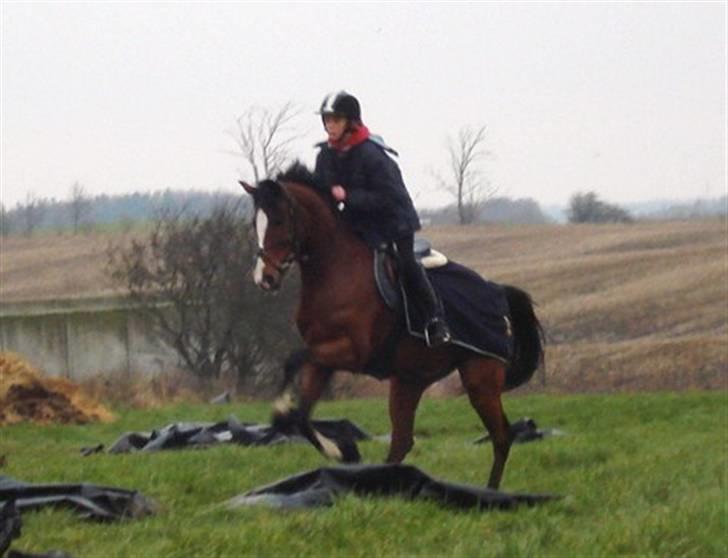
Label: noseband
xmin=256 ymin=246 xmax=297 ymax=275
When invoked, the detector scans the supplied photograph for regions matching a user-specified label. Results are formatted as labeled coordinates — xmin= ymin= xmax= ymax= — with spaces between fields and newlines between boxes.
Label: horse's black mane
xmin=272 ymin=161 xmax=333 ymax=208
xmin=254 ymin=161 xmax=330 ymax=211
xmin=276 ymin=161 xmax=318 ymax=189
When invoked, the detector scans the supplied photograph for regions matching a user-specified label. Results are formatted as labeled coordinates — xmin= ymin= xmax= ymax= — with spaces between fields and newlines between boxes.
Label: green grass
xmin=1 ymin=392 xmax=726 ymax=557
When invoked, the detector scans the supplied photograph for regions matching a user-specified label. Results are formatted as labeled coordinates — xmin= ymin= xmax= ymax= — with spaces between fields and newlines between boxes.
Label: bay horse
xmin=240 ymin=163 xmax=543 ymax=489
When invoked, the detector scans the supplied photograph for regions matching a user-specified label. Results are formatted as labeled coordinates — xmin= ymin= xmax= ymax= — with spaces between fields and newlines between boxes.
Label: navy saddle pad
xmin=373 ymin=241 xmax=513 ymax=362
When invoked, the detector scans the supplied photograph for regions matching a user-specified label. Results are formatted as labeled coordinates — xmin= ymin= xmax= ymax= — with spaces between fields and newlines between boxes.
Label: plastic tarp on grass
xmin=1 ymin=478 xmax=154 ymax=557
xmin=227 ymin=463 xmax=558 ymax=511
xmin=83 ymin=416 xmax=369 ymax=455
xmin=0 ymin=476 xmax=155 ymax=521
xmin=1 ymin=500 xmax=21 ymax=556
xmin=474 ymin=417 xmax=566 ymax=445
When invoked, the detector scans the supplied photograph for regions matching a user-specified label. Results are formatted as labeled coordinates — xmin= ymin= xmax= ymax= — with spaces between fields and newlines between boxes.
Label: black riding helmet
xmin=318 ymin=91 xmax=362 ymax=124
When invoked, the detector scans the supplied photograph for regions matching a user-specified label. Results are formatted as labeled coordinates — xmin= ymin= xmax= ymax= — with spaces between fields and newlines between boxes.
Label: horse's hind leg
xmin=385 ymin=376 xmax=427 ymax=464
xmin=459 ymin=358 xmax=511 ymax=489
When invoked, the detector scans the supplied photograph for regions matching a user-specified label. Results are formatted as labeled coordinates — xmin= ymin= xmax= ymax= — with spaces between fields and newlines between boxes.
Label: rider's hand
xmin=331 ymin=185 xmax=347 ymax=202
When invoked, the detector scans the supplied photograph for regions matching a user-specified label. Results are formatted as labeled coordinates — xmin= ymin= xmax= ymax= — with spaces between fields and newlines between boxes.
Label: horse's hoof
xmin=271 ymin=409 xmax=300 ymax=434
xmin=338 ymin=439 xmax=361 ymax=464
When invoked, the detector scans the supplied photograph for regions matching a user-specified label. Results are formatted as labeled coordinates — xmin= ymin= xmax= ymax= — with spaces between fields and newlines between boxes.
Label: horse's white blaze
xmin=314 ymin=430 xmax=343 ymax=460
xmin=253 ymin=209 xmax=268 ymax=285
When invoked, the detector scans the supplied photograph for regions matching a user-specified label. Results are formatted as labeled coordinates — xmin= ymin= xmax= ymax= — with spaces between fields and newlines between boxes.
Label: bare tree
xmin=19 ymin=192 xmax=47 ymax=236
xmin=230 ymin=102 xmax=303 ymax=183
xmin=435 ymin=125 xmax=496 ymax=225
xmin=108 ymin=201 xmax=299 ymax=393
xmin=69 ymin=181 xmax=93 ymax=234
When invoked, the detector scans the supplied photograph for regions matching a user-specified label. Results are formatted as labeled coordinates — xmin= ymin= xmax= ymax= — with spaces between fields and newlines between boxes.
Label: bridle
xmin=256 ymin=245 xmax=297 ymax=276
xmin=255 ymin=186 xmax=307 ymax=276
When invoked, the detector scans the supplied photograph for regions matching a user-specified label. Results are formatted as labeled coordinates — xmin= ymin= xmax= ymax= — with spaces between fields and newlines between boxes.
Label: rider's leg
xmin=394 ymin=235 xmax=451 ymax=347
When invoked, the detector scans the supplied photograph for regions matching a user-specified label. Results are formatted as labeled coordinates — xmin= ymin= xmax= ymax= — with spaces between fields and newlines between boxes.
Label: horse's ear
xmin=239 ymin=180 xmax=256 ymax=195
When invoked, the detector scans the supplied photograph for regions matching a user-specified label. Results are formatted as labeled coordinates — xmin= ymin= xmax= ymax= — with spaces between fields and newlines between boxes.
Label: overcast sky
xmin=1 ymin=1 xmax=725 ymax=210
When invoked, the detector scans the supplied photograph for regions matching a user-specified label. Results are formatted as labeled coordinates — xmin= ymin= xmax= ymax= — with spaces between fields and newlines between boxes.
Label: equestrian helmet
xmin=319 ymin=91 xmax=361 ymax=122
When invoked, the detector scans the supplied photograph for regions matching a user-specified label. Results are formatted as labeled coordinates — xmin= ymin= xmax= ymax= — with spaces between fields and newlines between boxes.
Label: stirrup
xmin=424 ymin=318 xmax=452 ymax=348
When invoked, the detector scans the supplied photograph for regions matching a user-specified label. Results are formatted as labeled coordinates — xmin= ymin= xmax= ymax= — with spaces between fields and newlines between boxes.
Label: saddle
xmin=364 ymin=238 xmax=513 ymax=379
xmin=363 ymin=238 xmax=448 ymax=379
xmin=374 ymin=238 xmax=448 ymax=310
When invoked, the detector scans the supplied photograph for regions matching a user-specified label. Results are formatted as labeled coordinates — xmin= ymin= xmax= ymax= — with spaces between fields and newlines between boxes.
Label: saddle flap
xmin=374 ymin=248 xmax=401 ymax=310
xmin=374 ymin=238 xmax=450 ymax=310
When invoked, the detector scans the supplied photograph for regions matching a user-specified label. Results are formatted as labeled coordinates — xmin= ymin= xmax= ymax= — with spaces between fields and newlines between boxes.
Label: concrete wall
xmin=0 ymin=297 xmax=179 ymax=380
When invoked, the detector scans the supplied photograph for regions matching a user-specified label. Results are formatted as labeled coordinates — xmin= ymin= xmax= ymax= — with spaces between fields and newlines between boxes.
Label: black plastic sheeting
xmin=474 ymin=417 xmax=566 ymax=445
xmin=1 ymin=501 xmax=21 ymax=556
xmin=1 ymin=500 xmax=72 ymax=558
xmin=227 ymin=464 xmax=559 ymax=511
xmin=0 ymin=479 xmax=154 ymax=558
xmin=0 ymin=476 xmax=155 ymax=522
xmin=82 ymin=416 xmax=369 ymax=455
xmin=6 ymin=550 xmax=72 ymax=558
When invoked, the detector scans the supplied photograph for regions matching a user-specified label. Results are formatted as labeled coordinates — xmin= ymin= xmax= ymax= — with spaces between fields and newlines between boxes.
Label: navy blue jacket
xmin=313 ymin=139 xmax=421 ymax=248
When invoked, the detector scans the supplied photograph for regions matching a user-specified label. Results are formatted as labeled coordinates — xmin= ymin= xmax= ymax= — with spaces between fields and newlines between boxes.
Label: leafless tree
xmin=19 ymin=192 xmax=47 ymax=236
xmin=107 ymin=201 xmax=299 ymax=393
xmin=435 ymin=125 xmax=496 ymax=225
xmin=230 ymin=102 xmax=303 ymax=183
xmin=69 ymin=181 xmax=93 ymax=234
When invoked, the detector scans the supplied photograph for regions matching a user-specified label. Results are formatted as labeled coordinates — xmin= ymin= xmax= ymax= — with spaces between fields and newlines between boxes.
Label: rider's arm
xmin=345 ymin=146 xmax=399 ymax=215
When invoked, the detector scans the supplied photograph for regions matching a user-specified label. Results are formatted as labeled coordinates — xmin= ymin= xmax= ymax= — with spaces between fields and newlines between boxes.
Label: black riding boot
xmin=395 ymin=236 xmax=452 ymax=348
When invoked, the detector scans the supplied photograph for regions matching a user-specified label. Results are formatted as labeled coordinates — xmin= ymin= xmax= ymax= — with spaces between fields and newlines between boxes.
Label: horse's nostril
xmin=262 ymin=274 xmax=278 ymax=291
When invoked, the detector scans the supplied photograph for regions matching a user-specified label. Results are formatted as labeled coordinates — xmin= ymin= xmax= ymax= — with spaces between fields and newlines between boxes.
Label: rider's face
xmin=323 ymin=114 xmax=348 ymax=142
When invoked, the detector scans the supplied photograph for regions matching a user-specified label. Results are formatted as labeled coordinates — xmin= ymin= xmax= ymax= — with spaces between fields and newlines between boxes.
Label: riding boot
xmin=413 ymin=264 xmax=452 ymax=348
xmin=395 ymin=236 xmax=452 ymax=348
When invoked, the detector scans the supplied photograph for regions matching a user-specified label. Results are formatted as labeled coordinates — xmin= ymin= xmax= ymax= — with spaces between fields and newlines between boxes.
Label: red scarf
xmin=329 ymin=124 xmax=371 ymax=152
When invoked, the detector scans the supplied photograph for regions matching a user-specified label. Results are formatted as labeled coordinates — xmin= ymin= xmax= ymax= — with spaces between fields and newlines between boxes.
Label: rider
xmin=313 ymin=90 xmax=451 ymax=348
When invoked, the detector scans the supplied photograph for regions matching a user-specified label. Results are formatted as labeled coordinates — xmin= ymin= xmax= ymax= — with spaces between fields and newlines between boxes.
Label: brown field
xmin=1 ymin=218 xmax=726 ymax=394
xmin=0 ymin=230 xmax=130 ymax=303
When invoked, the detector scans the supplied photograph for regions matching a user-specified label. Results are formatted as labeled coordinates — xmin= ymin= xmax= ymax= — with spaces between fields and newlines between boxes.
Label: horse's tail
xmin=503 ymin=285 xmax=544 ymax=390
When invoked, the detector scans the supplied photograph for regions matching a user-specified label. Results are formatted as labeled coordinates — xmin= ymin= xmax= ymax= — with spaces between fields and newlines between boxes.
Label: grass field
xmin=1 ymin=391 xmax=726 ymax=557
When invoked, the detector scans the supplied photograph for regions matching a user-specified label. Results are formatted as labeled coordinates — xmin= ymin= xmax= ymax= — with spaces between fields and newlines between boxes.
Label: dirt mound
xmin=0 ymin=352 xmax=114 ymax=425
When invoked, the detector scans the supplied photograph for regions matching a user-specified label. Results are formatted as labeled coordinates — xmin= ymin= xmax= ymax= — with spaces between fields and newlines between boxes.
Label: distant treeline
xmin=1 ymin=189 xmax=725 ymax=236
xmin=632 ymin=196 xmax=727 ymax=220
xmin=0 ymin=190 xmax=251 ymax=236
xmin=422 ymin=197 xmax=553 ymax=225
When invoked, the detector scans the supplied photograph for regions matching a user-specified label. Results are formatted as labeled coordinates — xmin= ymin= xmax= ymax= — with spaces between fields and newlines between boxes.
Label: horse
xmin=240 ymin=163 xmax=544 ymax=489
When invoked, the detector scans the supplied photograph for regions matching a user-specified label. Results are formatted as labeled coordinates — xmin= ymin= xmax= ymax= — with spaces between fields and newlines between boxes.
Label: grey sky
xmin=1 ymin=1 xmax=725 ymax=210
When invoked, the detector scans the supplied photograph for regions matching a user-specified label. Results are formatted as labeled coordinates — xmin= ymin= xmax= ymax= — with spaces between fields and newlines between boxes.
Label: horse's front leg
xmin=272 ymin=353 xmax=360 ymax=463
xmin=386 ymin=376 xmax=427 ymax=464
xmin=296 ymin=359 xmax=333 ymax=418
xmin=272 ymin=352 xmax=332 ymax=433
